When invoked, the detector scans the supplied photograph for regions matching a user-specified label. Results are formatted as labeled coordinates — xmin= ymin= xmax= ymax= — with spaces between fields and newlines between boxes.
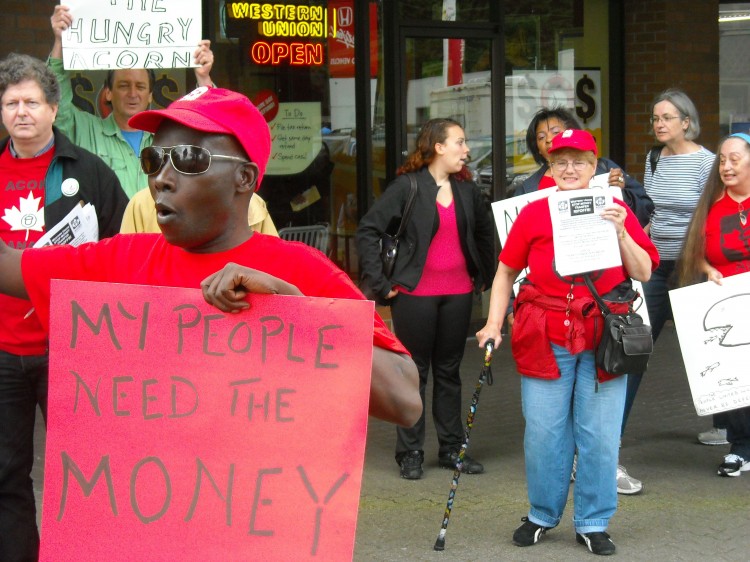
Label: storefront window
xmin=396 ymin=0 xmax=491 ymax=22
xmin=503 ymin=1 xmax=610 ymax=195
xmin=720 ymin=3 xmax=750 ymax=135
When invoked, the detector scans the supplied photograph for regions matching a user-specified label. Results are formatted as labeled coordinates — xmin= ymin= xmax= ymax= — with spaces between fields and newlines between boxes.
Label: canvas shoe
xmin=398 ymin=450 xmax=423 ymax=480
xmin=616 ymin=464 xmax=643 ymax=495
xmin=698 ymin=427 xmax=728 ymax=445
xmin=717 ymin=453 xmax=750 ymax=477
xmin=576 ymin=531 xmax=616 ymax=555
xmin=512 ymin=517 xmax=550 ymax=547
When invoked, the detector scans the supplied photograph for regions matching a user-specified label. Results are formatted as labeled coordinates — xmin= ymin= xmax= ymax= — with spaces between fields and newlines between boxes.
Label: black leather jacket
xmin=356 ymin=167 xmax=496 ymax=301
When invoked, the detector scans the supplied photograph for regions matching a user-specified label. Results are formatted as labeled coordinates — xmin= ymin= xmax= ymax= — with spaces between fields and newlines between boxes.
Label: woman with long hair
xmin=677 ymin=132 xmax=750 ymax=477
xmin=356 ymin=118 xmax=495 ymax=480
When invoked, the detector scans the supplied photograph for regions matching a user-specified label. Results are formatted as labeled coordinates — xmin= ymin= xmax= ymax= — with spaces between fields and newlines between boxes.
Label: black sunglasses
xmin=140 ymin=145 xmax=251 ymax=176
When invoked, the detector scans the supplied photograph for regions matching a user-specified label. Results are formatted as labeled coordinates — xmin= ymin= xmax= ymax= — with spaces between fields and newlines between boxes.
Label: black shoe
xmin=438 ymin=451 xmax=484 ymax=474
xmin=512 ymin=517 xmax=550 ymax=547
xmin=398 ymin=450 xmax=423 ymax=479
xmin=576 ymin=532 xmax=616 ymax=555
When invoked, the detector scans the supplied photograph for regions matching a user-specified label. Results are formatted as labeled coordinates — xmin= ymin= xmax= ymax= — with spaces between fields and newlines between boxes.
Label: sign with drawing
xmin=61 ymin=0 xmax=202 ymax=70
xmin=670 ymin=271 xmax=750 ymax=416
xmin=41 ymin=280 xmax=374 ymax=561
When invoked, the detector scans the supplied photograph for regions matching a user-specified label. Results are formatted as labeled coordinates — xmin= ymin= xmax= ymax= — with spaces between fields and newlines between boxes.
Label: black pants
xmin=0 ymin=350 xmax=48 ymax=562
xmin=727 ymin=406 xmax=750 ymax=460
xmin=391 ymin=291 xmax=473 ymax=459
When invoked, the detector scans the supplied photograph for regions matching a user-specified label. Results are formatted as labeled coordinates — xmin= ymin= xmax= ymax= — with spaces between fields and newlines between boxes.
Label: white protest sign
xmin=491 ymin=189 xmax=552 ymax=294
xmin=549 ymin=188 xmax=620 ymax=277
xmin=62 ymin=0 xmax=202 ymax=71
xmin=670 ymin=271 xmax=750 ymax=416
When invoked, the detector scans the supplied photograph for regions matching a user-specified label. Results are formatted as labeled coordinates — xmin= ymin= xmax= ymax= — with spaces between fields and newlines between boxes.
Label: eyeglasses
xmin=551 ymin=160 xmax=590 ymax=172
xmin=140 ymin=145 xmax=251 ymax=176
xmin=649 ymin=115 xmax=683 ymax=125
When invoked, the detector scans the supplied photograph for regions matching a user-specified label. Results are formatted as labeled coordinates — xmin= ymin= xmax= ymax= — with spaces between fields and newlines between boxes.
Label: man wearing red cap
xmin=0 ymin=86 xmax=421 ymax=429
xmin=478 ymin=129 xmax=659 ymax=556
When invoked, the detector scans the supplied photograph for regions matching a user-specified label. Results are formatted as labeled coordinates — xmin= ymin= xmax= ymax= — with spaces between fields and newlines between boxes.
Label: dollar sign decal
xmin=576 ymin=74 xmax=596 ymax=124
xmin=153 ymin=74 xmax=178 ymax=110
xmin=70 ymin=73 xmax=95 ymax=115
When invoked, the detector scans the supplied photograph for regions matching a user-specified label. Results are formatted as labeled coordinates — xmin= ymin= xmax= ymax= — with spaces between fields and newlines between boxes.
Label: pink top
xmin=403 ymin=200 xmax=473 ymax=296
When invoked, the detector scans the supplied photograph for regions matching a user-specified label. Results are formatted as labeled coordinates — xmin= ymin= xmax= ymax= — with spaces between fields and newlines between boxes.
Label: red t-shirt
xmin=21 ymin=233 xmax=407 ymax=355
xmin=539 ymin=174 xmax=557 ymax=190
xmin=0 ymin=145 xmax=54 ymax=354
xmin=705 ymin=191 xmax=750 ymax=278
xmin=501 ymin=196 xmax=659 ymax=345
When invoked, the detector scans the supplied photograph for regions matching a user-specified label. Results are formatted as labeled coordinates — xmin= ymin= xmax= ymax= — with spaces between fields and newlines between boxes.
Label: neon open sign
xmin=226 ymin=2 xmax=337 ymax=67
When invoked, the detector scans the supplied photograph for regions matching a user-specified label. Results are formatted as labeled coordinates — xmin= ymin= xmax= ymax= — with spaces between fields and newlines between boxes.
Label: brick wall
xmin=623 ymin=0 xmax=720 ymax=182
xmin=0 ymin=1 xmax=60 ymax=61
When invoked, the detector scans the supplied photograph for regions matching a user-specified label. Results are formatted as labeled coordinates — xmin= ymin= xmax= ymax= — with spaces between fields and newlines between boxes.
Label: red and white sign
xmin=41 ymin=280 xmax=375 ymax=561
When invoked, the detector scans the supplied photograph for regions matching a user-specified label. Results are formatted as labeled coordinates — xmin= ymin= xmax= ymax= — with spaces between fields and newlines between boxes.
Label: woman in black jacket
xmin=356 ymin=118 xmax=495 ymax=480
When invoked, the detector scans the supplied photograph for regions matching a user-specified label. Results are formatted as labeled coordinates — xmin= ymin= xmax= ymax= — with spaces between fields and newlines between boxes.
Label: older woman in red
xmin=478 ymin=130 xmax=659 ymax=556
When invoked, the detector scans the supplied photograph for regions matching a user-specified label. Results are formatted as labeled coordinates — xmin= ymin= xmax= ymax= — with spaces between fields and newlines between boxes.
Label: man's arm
xmin=0 ymin=242 xmax=28 ymax=300
xmin=193 ymin=40 xmax=215 ymax=87
xmin=369 ymin=347 xmax=421 ymax=427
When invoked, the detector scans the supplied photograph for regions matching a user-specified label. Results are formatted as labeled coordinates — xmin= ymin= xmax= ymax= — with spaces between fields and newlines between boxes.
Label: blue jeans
xmin=622 ymin=259 xmax=675 ymax=434
xmin=0 ymin=350 xmax=48 ymax=562
xmin=521 ymin=345 xmax=625 ymax=534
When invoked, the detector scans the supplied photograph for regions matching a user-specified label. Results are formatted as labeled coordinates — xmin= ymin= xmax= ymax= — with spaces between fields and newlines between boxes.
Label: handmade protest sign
xmin=61 ymin=0 xmax=202 ymax=70
xmin=491 ymin=189 xmax=551 ymax=295
xmin=40 ymin=280 xmax=375 ymax=561
xmin=670 ymin=271 xmax=750 ymax=416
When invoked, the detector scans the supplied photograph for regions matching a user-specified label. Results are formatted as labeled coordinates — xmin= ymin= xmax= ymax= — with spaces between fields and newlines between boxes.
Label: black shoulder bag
xmin=583 ymin=275 xmax=653 ymax=376
xmin=379 ymin=173 xmax=418 ymax=278
xmin=359 ymin=174 xmax=418 ymax=305
xmin=648 ymin=146 xmax=661 ymax=175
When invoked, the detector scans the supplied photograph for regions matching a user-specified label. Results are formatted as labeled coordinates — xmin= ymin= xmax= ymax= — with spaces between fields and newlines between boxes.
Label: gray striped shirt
xmin=644 ymin=147 xmax=714 ymax=260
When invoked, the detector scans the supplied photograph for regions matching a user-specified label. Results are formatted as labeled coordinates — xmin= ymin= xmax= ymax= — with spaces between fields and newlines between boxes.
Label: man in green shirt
xmin=48 ymin=4 xmax=215 ymax=198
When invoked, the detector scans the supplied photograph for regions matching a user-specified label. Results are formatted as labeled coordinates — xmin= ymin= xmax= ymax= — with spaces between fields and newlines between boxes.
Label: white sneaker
xmin=697 ymin=427 xmax=728 ymax=446
xmin=717 ymin=454 xmax=750 ymax=477
xmin=617 ymin=464 xmax=643 ymax=495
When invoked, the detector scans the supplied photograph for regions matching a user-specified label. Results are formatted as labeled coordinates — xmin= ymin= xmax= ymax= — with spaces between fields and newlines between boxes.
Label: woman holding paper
xmin=477 ymin=129 xmax=659 ymax=556
xmin=677 ymin=132 xmax=750 ymax=477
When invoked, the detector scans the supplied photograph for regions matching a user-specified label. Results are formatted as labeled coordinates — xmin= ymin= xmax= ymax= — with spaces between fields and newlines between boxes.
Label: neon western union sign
xmin=226 ymin=3 xmax=337 ymax=67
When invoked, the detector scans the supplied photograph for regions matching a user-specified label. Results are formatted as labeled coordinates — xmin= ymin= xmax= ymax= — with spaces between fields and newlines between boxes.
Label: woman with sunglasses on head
xmin=514 ymin=106 xmax=654 ymax=228
xmin=677 ymin=132 xmax=750 ymax=477
xmin=477 ymin=129 xmax=659 ymax=556
xmin=621 ymin=89 xmax=716 ymax=450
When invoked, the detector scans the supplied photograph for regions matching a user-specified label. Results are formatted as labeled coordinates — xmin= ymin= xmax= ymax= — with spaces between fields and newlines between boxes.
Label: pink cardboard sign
xmin=41 ymin=280 xmax=375 ymax=561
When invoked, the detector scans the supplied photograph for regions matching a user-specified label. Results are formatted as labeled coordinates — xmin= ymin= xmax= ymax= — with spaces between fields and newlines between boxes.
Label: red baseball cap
xmin=129 ymin=87 xmax=271 ymax=188
xmin=549 ymin=128 xmax=598 ymax=156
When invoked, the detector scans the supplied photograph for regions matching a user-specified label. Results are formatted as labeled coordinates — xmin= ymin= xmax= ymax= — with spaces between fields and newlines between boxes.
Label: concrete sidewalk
xmin=353 ymin=324 xmax=750 ymax=561
xmin=31 ymin=323 xmax=749 ymax=560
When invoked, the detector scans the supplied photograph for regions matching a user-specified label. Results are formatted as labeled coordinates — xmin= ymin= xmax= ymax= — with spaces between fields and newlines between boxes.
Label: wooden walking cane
xmin=433 ymin=342 xmax=494 ymax=551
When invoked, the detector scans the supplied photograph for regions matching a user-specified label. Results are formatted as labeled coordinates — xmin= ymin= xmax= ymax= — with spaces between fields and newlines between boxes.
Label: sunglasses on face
xmin=140 ymin=145 xmax=251 ymax=176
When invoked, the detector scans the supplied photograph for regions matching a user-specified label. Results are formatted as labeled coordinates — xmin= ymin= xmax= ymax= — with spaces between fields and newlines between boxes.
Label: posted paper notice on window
xmin=548 ymin=188 xmax=621 ymax=276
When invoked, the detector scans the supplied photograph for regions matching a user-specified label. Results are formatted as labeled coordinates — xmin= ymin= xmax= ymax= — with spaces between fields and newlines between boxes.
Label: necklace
xmin=739 ymin=201 xmax=747 ymax=227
